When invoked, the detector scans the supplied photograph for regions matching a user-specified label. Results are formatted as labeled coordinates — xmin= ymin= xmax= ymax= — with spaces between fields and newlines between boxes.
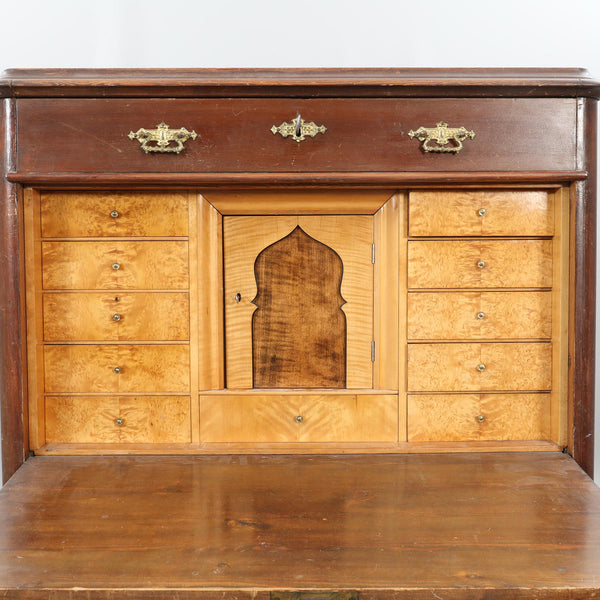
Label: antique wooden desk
xmin=0 ymin=69 xmax=599 ymax=599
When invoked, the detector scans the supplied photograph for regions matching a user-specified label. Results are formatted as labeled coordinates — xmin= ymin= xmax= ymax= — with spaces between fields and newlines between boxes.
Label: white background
xmin=0 ymin=0 xmax=599 ymax=484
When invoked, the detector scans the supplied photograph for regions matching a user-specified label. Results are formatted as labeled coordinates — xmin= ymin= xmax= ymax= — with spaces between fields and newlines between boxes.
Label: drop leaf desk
xmin=0 ymin=69 xmax=599 ymax=600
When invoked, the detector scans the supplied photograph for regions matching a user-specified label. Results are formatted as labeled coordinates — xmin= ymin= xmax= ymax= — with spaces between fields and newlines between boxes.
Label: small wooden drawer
xmin=407 ymin=239 xmax=553 ymax=289
xmin=44 ymin=345 xmax=190 ymax=393
xmin=407 ymin=342 xmax=552 ymax=392
xmin=408 ymin=190 xmax=554 ymax=237
xmin=42 ymin=241 xmax=189 ymax=290
xmin=42 ymin=292 xmax=189 ymax=341
xmin=199 ymin=392 xmax=398 ymax=443
xmin=407 ymin=393 xmax=551 ymax=441
xmin=45 ymin=396 xmax=191 ymax=443
xmin=40 ymin=191 xmax=189 ymax=237
xmin=407 ymin=291 xmax=552 ymax=340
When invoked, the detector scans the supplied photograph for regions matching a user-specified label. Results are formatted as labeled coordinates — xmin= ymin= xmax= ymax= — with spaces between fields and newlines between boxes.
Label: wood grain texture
xmin=0 ymin=453 xmax=599 ymax=598
xmin=408 ymin=393 xmax=551 ymax=442
xmin=408 ymin=190 xmax=553 ymax=236
xmin=199 ymin=393 xmax=398 ymax=442
xmin=408 ymin=239 xmax=553 ymax=289
xmin=407 ymin=342 xmax=552 ymax=392
xmin=41 ymin=240 xmax=189 ymax=290
xmin=42 ymin=292 xmax=189 ymax=341
xmin=407 ymin=291 xmax=552 ymax=340
xmin=40 ymin=191 xmax=189 ymax=237
xmin=224 ymin=215 xmax=373 ymax=389
xmin=45 ymin=396 xmax=190 ymax=443
xmin=44 ymin=345 xmax=190 ymax=393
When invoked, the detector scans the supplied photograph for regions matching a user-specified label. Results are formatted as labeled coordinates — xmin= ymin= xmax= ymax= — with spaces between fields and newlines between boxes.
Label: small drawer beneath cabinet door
xmin=407 ymin=342 xmax=552 ymax=392
xmin=408 ymin=393 xmax=551 ymax=441
xmin=41 ymin=241 xmax=189 ymax=290
xmin=42 ymin=292 xmax=190 ymax=341
xmin=407 ymin=239 xmax=553 ymax=289
xmin=44 ymin=345 xmax=190 ymax=393
xmin=40 ymin=191 xmax=189 ymax=238
xmin=408 ymin=190 xmax=554 ymax=237
xmin=45 ymin=396 xmax=191 ymax=443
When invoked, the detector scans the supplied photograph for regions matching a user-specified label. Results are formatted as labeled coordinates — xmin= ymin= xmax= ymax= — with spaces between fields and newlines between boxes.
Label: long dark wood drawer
xmin=16 ymin=97 xmax=576 ymax=173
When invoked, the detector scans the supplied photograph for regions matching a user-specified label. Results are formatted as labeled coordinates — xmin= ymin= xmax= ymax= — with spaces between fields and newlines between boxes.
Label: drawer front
xmin=408 ymin=190 xmax=554 ymax=237
xmin=40 ymin=191 xmax=189 ymax=237
xmin=45 ymin=396 xmax=191 ymax=443
xmin=407 ymin=342 xmax=552 ymax=392
xmin=407 ymin=240 xmax=553 ymax=289
xmin=199 ymin=394 xmax=398 ymax=442
xmin=18 ymin=98 xmax=576 ymax=173
xmin=408 ymin=393 xmax=551 ymax=441
xmin=42 ymin=292 xmax=189 ymax=341
xmin=42 ymin=241 xmax=189 ymax=290
xmin=44 ymin=345 xmax=190 ymax=393
xmin=407 ymin=291 xmax=552 ymax=340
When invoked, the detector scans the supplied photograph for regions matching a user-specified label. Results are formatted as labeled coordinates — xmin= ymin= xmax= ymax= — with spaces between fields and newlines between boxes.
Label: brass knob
xmin=112 ymin=313 xmax=121 ymax=322
xmin=295 ymin=415 xmax=304 ymax=423
xmin=477 ymin=260 xmax=486 ymax=269
xmin=477 ymin=415 xmax=486 ymax=423
xmin=115 ymin=417 xmax=124 ymax=426
xmin=477 ymin=312 xmax=485 ymax=320
xmin=478 ymin=208 xmax=487 ymax=216
xmin=477 ymin=363 xmax=486 ymax=372
xmin=112 ymin=262 xmax=121 ymax=270
xmin=110 ymin=210 xmax=119 ymax=218
xmin=113 ymin=366 xmax=121 ymax=374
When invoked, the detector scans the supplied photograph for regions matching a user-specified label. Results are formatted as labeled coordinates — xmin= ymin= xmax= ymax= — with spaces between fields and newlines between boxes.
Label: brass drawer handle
xmin=477 ymin=311 xmax=486 ymax=320
xmin=112 ymin=313 xmax=121 ymax=322
xmin=128 ymin=122 xmax=198 ymax=154
xmin=295 ymin=415 xmax=304 ymax=423
xmin=408 ymin=121 xmax=475 ymax=153
xmin=478 ymin=207 xmax=487 ymax=216
xmin=113 ymin=366 xmax=122 ymax=374
xmin=477 ymin=414 xmax=486 ymax=423
xmin=477 ymin=260 xmax=486 ymax=269
xmin=115 ymin=417 xmax=124 ymax=426
xmin=112 ymin=262 xmax=121 ymax=271
xmin=477 ymin=363 xmax=486 ymax=372
xmin=110 ymin=210 xmax=119 ymax=218
xmin=271 ymin=114 xmax=327 ymax=143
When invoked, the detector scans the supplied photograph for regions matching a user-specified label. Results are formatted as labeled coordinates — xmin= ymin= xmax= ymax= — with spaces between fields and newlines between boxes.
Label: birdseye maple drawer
xmin=408 ymin=190 xmax=554 ymax=237
xmin=407 ymin=291 xmax=552 ymax=340
xmin=45 ymin=396 xmax=191 ymax=444
xmin=199 ymin=393 xmax=398 ymax=443
xmin=407 ymin=393 xmax=551 ymax=442
xmin=42 ymin=292 xmax=189 ymax=341
xmin=40 ymin=191 xmax=189 ymax=237
xmin=16 ymin=97 xmax=576 ymax=173
xmin=407 ymin=239 xmax=553 ymax=289
xmin=407 ymin=342 xmax=552 ymax=392
xmin=44 ymin=345 xmax=190 ymax=393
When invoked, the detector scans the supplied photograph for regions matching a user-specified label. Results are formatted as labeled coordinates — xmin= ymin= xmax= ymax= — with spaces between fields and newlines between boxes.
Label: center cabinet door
xmin=223 ymin=215 xmax=374 ymax=389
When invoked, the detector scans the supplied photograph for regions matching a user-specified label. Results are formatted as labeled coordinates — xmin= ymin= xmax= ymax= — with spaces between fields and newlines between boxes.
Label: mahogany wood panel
xmin=40 ymin=191 xmax=189 ymax=237
xmin=408 ymin=239 xmax=553 ymax=289
xmin=407 ymin=342 xmax=552 ymax=392
xmin=408 ymin=190 xmax=553 ymax=236
xmin=42 ymin=292 xmax=189 ymax=341
xmin=199 ymin=393 xmax=397 ymax=442
xmin=41 ymin=241 xmax=189 ymax=290
xmin=407 ymin=291 xmax=552 ymax=340
xmin=0 ymin=453 xmax=599 ymax=599
xmin=408 ymin=393 xmax=551 ymax=441
xmin=45 ymin=396 xmax=190 ymax=443
xmin=44 ymin=344 xmax=190 ymax=393
xmin=16 ymin=98 xmax=576 ymax=174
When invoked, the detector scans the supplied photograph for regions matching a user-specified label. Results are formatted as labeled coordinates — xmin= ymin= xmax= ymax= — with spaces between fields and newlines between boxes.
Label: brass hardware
xmin=113 ymin=367 xmax=121 ymax=374
xmin=128 ymin=122 xmax=198 ymax=154
xmin=477 ymin=415 xmax=486 ymax=423
xmin=115 ymin=417 xmax=124 ymax=426
xmin=477 ymin=260 xmax=486 ymax=269
xmin=112 ymin=262 xmax=121 ymax=271
xmin=408 ymin=121 xmax=475 ymax=153
xmin=295 ymin=415 xmax=304 ymax=423
xmin=477 ymin=363 xmax=486 ymax=372
xmin=235 ymin=293 xmax=242 ymax=303
xmin=272 ymin=592 xmax=359 ymax=600
xmin=477 ymin=311 xmax=486 ymax=320
xmin=112 ymin=313 xmax=121 ymax=322
xmin=271 ymin=115 xmax=327 ymax=143
xmin=110 ymin=210 xmax=119 ymax=218
xmin=478 ymin=208 xmax=487 ymax=216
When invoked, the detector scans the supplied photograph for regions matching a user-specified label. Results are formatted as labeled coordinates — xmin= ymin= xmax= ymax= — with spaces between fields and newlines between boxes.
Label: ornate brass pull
xmin=408 ymin=121 xmax=475 ymax=154
xmin=128 ymin=122 xmax=198 ymax=154
xmin=271 ymin=115 xmax=327 ymax=143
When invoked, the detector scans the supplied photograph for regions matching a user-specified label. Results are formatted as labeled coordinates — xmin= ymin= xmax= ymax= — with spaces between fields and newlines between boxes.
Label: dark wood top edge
xmin=0 ymin=68 xmax=598 ymax=98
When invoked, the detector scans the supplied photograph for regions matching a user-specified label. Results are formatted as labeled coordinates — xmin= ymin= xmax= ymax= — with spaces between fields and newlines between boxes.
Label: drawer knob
xmin=115 ymin=417 xmax=124 ymax=426
xmin=295 ymin=415 xmax=304 ymax=423
xmin=113 ymin=366 xmax=122 ymax=374
xmin=112 ymin=262 xmax=121 ymax=270
xmin=477 ymin=311 xmax=486 ymax=320
xmin=408 ymin=121 xmax=475 ymax=153
xmin=477 ymin=363 xmax=486 ymax=372
xmin=477 ymin=260 xmax=486 ymax=269
xmin=128 ymin=122 xmax=198 ymax=154
xmin=477 ymin=415 xmax=486 ymax=423
xmin=271 ymin=115 xmax=327 ymax=143
xmin=478 ymin=208 xmax=487 ymax=216
xmin=112 ymin=313 xmax=121 ymax=322
xmin=110 ymin=210 xmax=119 ymax=218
